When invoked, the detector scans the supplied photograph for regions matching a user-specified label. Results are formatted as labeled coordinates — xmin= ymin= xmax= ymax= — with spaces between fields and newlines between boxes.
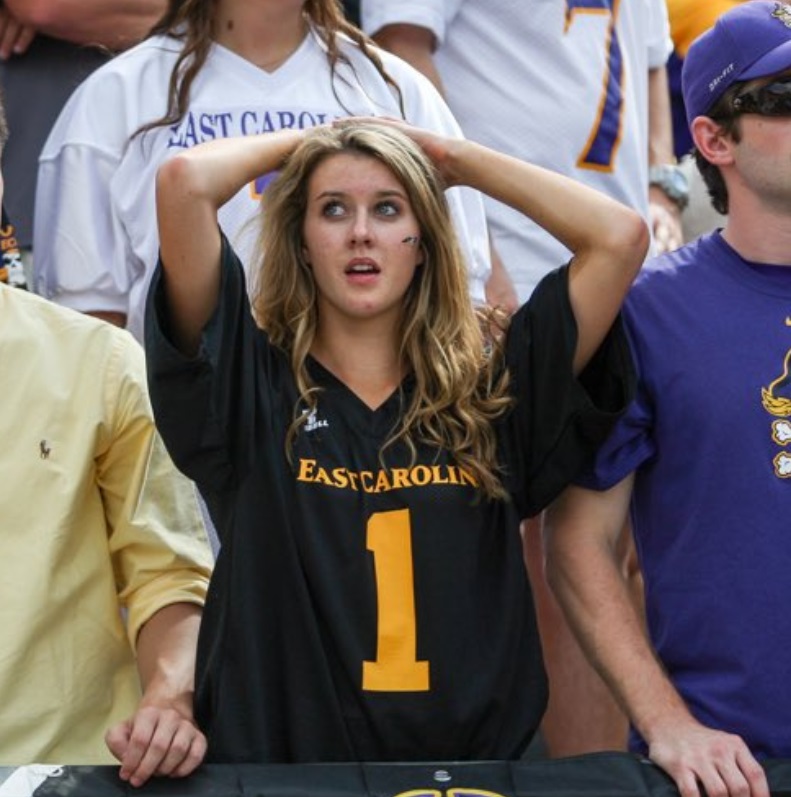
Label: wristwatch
xmin=649 ymin=164 xmax=690 ymax=210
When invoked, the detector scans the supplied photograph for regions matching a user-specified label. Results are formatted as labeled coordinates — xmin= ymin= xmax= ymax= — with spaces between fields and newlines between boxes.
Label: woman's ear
xmin=691 ymin=116 xmax=735 ymax=167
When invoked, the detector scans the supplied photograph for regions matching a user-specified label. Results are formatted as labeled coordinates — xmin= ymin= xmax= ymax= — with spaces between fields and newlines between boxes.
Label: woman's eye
xmin=375 ymin=201 xmax=399 ymax=217
xmin=321 ymin=201 xmax=346 ymax=218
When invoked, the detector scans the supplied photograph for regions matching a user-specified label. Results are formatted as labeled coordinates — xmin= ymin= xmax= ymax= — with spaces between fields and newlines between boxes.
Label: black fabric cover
xmin=21 ymin=753 xmax=791 ymax=797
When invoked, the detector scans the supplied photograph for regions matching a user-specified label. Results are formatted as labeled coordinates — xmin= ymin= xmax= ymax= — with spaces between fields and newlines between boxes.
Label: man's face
xmin=720 ymin=71 xmax=791 ymax=213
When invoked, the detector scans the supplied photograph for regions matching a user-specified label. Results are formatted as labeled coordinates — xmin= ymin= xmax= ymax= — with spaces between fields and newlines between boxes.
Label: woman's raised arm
xmin=155 ymin=129 xmax=305 ymax=355
xmin=446 ymin=138 xmax=649 ymax=372
xmin=344 ymin=118 xmax=650 ymax=373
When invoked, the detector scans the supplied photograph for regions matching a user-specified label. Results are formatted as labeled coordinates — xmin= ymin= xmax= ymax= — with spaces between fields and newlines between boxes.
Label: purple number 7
xmin=565 ymin=0 xmax=624 ymax=171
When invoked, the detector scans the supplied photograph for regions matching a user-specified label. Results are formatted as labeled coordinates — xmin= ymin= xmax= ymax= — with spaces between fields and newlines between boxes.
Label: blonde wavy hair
xmin=251 ymin=123 xmax=513 ymax=499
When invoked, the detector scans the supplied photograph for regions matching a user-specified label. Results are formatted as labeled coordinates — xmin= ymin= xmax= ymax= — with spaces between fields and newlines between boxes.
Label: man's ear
xmin=691 ymin=116 xmax=735 ymax=167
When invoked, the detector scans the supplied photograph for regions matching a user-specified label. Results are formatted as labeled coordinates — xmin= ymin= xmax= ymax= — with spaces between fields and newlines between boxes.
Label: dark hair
xmin=692 ymin=83 xmax=744 ymax=216
xmin=136 ymin=0 xmax=403 ymax=138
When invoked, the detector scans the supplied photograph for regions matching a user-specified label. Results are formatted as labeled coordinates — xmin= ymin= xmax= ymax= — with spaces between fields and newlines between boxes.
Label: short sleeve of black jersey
xmin=145 ymin=233 xmax=288 ymax=495
xmin=499 ymin=265 xmax=636 ymax=518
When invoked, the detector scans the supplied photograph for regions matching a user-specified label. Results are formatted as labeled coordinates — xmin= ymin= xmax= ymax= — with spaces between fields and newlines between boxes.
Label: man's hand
xmin=106 ymin=701 xmax=206 ymax=788
xmin=106 ymin=603 xmax=206 ymax=787
xmin=648 ymin=718 xmax=769 ymax=797
xmin=0 ymin=7 xmax=35 ymax=59
xmin=649 ymin=187 xmax=684 ymax=255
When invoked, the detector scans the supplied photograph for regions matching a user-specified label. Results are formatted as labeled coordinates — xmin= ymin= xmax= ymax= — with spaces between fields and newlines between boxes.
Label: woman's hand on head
xmin=333 ymin=116 xmax=461 ymax=187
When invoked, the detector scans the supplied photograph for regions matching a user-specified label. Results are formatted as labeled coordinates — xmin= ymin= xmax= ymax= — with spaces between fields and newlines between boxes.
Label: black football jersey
xmin=146 ymin=236 xmax=634 ymax=763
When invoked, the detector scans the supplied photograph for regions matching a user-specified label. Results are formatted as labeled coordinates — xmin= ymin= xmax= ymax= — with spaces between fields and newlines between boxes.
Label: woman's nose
xmin=349 ymin=210 xmax=372 ymax=245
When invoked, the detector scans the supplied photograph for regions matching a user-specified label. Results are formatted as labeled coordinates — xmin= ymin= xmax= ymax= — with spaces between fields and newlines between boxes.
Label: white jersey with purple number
xmin=362 ymin=0 xmax=672 ymax=300
xmin=34 ymin=27 xmax=490 ymax=342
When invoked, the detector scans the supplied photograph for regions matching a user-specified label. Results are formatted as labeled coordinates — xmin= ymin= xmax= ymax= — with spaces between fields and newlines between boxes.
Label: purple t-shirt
xmin=583 ymin=231 xmax=791 ymax=758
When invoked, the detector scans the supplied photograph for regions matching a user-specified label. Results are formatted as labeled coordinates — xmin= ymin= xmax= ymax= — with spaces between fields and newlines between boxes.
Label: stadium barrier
xmin=2 ymin=752 xmax=791 ymax=797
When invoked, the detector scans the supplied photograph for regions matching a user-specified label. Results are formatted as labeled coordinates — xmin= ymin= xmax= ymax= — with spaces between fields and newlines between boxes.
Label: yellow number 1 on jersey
xmin=363 ymin=509 xmax=430 ymax=691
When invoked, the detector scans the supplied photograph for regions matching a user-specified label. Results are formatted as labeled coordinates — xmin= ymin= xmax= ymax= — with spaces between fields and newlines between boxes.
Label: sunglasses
xmin=732 ymin=78 xmax=791 ymax=116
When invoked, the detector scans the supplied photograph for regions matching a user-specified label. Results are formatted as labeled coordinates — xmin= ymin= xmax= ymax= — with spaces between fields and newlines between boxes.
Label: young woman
xmin=34 ymin=0 xmax=491 ymax=342
xmin=145 ymin=120 xmax=648 ymax=766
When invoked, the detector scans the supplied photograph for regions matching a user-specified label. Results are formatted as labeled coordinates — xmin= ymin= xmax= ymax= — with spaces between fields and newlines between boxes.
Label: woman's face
xmin=301 ymin=151 xmax=423 ymax=326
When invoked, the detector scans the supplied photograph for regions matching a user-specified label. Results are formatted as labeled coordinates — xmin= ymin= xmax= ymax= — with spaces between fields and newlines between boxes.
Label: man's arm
xmin=544 ymin=479 xmax=769 ymax=797
xmin=647 ymin=65 xmax=685 ymax=253
xmin=97 ymin=332 xmax=213 ymax=785
xmin=372 ymin=23 xmax=444 ymax=92
xmin=3 ymin=0 xmax=164 ymax=51
xmin=485 ymin=240 xmax=519 ymax=313
xmin=105 ymin=603 xmax=206 ymax=787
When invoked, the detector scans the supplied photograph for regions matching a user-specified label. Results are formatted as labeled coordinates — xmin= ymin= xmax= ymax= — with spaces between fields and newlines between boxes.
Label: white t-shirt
xmin=363 ymin=0 xmax=672 ymax=300
xmin=35 ymin=28 xmax=490 ymax=342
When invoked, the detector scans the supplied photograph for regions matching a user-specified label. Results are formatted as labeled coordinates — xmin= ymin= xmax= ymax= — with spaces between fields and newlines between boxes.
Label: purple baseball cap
xmin=682 ymin=1 xmax=791 ymax=125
